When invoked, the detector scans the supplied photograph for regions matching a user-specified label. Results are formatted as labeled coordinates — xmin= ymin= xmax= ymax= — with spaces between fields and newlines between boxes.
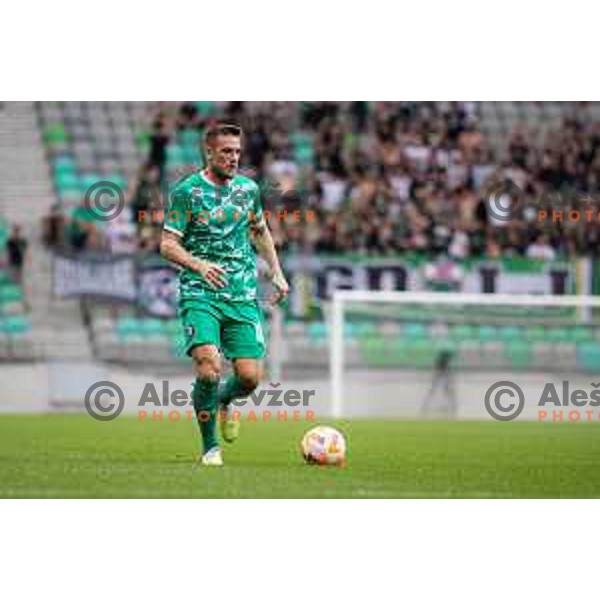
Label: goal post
xmin=329 ymin=290 xmax=600 ymax=419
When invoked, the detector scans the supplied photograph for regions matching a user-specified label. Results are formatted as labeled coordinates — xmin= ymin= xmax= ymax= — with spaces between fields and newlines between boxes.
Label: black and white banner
xmin=53 ymin=253 xmax=137 ymax=301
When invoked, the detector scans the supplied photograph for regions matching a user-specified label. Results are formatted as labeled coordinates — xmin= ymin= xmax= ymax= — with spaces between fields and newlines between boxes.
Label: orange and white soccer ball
xmin=301 ymin=426 xmax=346 ymax=466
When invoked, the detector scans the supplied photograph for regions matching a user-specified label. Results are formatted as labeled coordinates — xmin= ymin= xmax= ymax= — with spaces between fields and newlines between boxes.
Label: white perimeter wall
xmin=0 ymin=363 xmax=597 ymax=421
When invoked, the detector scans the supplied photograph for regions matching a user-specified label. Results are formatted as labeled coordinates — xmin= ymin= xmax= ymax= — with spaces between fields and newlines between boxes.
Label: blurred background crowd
xmin=33 ymin=101 xmax=600 ymax=266
xmin=3 ymin=101 xmax=600 ymax=366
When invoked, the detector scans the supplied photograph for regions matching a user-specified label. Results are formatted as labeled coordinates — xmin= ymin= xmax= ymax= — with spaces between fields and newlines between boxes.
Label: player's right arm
xmin=159 ymin=230 xmax=227 ymax=289
xmin=159 ymin=185 xmax=226 ymax=289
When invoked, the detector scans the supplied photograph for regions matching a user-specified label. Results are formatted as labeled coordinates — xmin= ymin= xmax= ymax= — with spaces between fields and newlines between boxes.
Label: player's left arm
xmin=250 ymin=217 xmax=289 ymax=305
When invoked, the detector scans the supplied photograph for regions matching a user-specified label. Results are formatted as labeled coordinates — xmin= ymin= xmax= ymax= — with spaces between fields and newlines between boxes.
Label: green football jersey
xmin=163 ymin=170 xmax=263 ymax=303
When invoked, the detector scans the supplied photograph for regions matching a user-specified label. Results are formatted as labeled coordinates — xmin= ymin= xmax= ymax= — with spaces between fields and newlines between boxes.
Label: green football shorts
xmin=179 ymin=298 xmax=266 ymax=359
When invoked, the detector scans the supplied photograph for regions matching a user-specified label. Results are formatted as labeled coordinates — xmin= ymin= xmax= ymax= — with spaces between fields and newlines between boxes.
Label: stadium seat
xmin=195 ymin=101 xmax=215 ymax=116
xmin=450 ymin=324 xmax=476 ymax=341
xmin=577 ymin=342 xmax=600 ymax=372
xmin=477 ymin=325 xmax=498 ymax=343
xmin=411 ymin=338 xmax=436 ymax=367
xmin=499 ymin=326 xmax=522 ymax=342
xmin=570 ymin=327 xmax=594 ymax=343
xmin=80 ymin=173 xmax=103 ymax=191
xmin=164 ymin=320 xmax=181 ymax=336
xmin=546 ymin=328 xmax=570 ymax=343
xmin=1 ymin=315 xmax=31 ymax=334
xmin=117 ymin=318 xmax=143 ymax=339
xmin=180 ymin=129 xmax=201 ymax=147
xmin=53 ymin=156 xmax=77 ymax=175
xmin=403 ymin=322 xmax=427 ymax=339
xmin=525 ymin=326 xmax=546 ymax=341
xmin=139 ymin=319 xmax=164 ymax=337
xmin=457 ymin=340 xmax=482 ymax=368
xmin=354 ymin=322 xmax=377 ymax=337
xmin=361 ymin=336 xmax=388 ymax=366
xmin=55 ymin=172 xmax=80 ymax=191
xmin=481 ymin=341 xmax=506 ymax=367
xmin=505 ymin=340 xmax=533 ymax=369
xmin=44 ymin=124 xmax=68 ymax=144
xmin=166 ymin=145 xmax=185 ymax=166
xmin=308 ymin=321 xmax=327 ymax=343
xmin=0 ymin=285 xmax=24 ymax=304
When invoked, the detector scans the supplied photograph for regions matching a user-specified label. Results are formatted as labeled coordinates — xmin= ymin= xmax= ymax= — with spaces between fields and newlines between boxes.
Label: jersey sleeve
xmin=163 ymin=184 xmax=191 ymax=237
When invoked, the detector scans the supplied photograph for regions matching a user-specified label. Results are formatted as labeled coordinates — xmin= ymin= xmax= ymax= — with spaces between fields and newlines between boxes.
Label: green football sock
xmin=217 ymin=374 xmax=248 ymax=406
xmin=192 ymin=377 xmax=219 ymax=453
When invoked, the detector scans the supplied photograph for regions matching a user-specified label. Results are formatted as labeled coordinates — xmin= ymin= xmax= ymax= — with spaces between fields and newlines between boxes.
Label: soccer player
xmin=160 ymin=122 xmax=289 ymax=466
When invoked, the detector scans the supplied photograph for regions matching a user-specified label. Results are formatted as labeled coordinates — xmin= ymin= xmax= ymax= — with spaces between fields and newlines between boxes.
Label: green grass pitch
xmin=1 ymin=415 xmax=600 ymax=498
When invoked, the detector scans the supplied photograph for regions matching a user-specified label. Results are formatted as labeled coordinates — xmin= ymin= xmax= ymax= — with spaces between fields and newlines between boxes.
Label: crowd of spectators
xmin=44 ymin=101 xmax=600 ymax=260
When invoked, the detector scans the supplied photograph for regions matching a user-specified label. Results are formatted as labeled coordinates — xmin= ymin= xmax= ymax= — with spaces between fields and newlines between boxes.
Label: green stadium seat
xmin=450 ymin=324 xmax=476 ymax=341
xmin=80 ymin=173 xmax=103 ymax=191
xmin=117 ymin=318 xmax=142 ymax=339
xmin=1 ymin=315 xmax=31 ymax=334
xmin=164 ymin=320 xmax=181 ymax=335
xmin=525 ymin=325 xmax=546 ymax=341
xmin=53 ymin=157 xmax=77 ymax=176
xmin=0 ymin=221 xmax=8 ymax=248
xmin=181 ymin=129 xmax=201 ymax=147
xmin=195 ymin=101 xmax=215 ymax=116
xmin=546 ymin=328 xmax=570 ymax=343
xmin=478 ymin=325 xmax=498 ymax=343
xmin=135 ymin=131 xmax=150 ymax=150
xmin=403 ymin=323 xmax=427 ymax=339
xmin=44 ymin=124 xmax=68 ymax=144
xmin=0 ymin=285 xmax=24 ymax=304
xmin=570 ymin=327 xmax=594 ymax=343
xmin=361 ymin=336 xmax=387 ymax=366
xmin=291 ymin=132 xmax=314 ymax=165
xmin=499 ymin=326 xmax=522 ymax=341
xmin=577 ymin=342 xmax=600 ymax=372
xmin=139 ymin=319 xmax=164 ymax=337
xmin=412 ymin=338 xmax=436 ymax=367
xmin=55 ymin=172 xmax=80 ymax=191
xmin=167 ymin=145 xmax=185 ymax=165
xmin=354 ymin=322 xmax=377 ymax=338
xmin=505 ymin=340 xmax=533 ymax=369
xmin=308 ymin=322 xmax=327 ymax=343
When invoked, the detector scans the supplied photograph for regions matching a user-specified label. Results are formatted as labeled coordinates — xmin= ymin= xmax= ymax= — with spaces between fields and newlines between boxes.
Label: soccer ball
xmin=301 ymin=426 xmax=346 ymax=466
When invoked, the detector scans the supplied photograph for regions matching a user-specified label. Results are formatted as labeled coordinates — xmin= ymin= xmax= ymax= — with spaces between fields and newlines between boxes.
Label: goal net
xmin=329 ymin=290 xmax=600 ymax=419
